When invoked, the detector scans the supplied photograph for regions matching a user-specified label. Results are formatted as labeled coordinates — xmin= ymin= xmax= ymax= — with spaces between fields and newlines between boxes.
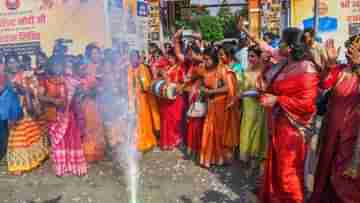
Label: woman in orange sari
xmin=198 ymin=47 xmax=236 ymax=168
xmin=258 ymin=28 xmax=319 ymax=203
xmin=218 ymin=45 xmax=240 ymax=163
xmin=128 ymin=50 xmax=159 ymax=152
xmin=79 ymin=44 xmax=105 ymax=162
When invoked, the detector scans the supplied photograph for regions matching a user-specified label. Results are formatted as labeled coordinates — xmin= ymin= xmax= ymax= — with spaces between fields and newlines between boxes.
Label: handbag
xmin=187 ymin=98 xmax=207 ymax=118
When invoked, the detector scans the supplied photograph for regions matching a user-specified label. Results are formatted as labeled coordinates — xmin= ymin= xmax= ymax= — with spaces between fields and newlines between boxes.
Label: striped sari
xmin=46 ymin=76 xmax=87 ymax=176
xmin=7 ymin=72 xmax=48 ymax=173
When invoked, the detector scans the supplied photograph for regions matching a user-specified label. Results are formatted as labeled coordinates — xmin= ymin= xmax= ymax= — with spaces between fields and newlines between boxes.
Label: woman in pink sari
xmin=255 ymin=28 xmax=319 ymax=203
xmin=42 ymin=56 xmax=87 ymax=176
xmin=310 ymin=37 xmax=360 ymax=203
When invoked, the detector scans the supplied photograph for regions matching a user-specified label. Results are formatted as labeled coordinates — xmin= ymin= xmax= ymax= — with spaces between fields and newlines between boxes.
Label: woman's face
xmin=248 ymin=51 xmax=260 ymax=66
xmin=218 ymin=49 xmax=229 ymax=64
xmin=168 ymin=55 xmax=176 ymax=66
xmin=261 ymin=52 xmax=271 ymax=63
xmin=203 ymin=54 xmax=215 ymax=69
xmin=90 ymin=48 xmax=101 ymax=64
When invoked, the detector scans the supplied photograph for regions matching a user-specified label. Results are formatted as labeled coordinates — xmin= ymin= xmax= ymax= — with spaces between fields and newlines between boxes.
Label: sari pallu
xmin=46 ymin=76 xmax=87 ymax=176
xmin=222 ymin=68 xmax=240 ymax=161
xmin=310 ymin=66 xmax=360 ymax=203
xmin=260 ymin=64 xmax=319 ymax=203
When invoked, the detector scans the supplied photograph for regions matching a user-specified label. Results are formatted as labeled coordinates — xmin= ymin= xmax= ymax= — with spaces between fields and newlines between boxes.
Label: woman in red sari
xmin=310 ymin=37 xmax=360 ymax=203
xmin=257 ymin=28 xmax=319 ymax=203
xmin=156 ymin=46 xmax=186 ymax=150
xmin=173 ymin=30 xmax=205 ymax=154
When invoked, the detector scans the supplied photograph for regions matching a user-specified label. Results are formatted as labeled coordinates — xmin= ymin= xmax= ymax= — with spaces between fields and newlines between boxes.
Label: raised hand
xmin=325 ymin=39 xmax=340 ymax=65
xmin=347 ymin=43 xmax=360 ymax=65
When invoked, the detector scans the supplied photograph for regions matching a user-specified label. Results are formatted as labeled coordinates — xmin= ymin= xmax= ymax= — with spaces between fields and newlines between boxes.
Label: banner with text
xmin=0 ymin=0 xmax=110 ymax=56
xmin=291 ymin=0 xmax=360 ymax=61
xmin=109 ymin=0 xmax=149 ymax=51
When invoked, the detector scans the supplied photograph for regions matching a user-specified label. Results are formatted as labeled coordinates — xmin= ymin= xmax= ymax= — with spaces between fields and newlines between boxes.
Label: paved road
xmin=0 ymin=149 xmax=258 ymax=203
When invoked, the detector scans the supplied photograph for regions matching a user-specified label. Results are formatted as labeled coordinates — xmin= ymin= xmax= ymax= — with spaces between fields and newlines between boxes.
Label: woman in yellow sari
xmin=5 ymin=54 xmax=48 ymax=175
xmin=237 ymin=46 xmax=268 ymax=174
xmin=128 ymin=50 xmax=159 ymax=152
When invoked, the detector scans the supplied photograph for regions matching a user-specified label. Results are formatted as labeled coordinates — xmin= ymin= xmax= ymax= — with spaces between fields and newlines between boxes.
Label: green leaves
xmin=174 ymin=2 xmax=248 ymax=41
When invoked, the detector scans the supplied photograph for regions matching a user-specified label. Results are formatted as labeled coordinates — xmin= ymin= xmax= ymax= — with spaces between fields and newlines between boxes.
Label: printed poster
xmin=291 ymin=0 xmax=360 ymax=61
xmin=0 ymin=0 xmax=111 ymax=55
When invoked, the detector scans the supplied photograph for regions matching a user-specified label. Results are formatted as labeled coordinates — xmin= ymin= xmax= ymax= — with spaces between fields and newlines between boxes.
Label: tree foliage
xmin=175 ymin=2 xmax=248 ymax=41
xmin=198 ymin=15 xmax=224 ymax=41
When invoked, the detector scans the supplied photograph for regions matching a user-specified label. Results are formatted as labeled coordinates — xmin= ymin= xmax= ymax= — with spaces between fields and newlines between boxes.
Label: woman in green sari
xmin=237 ymin=45 xmax=268 ymax=173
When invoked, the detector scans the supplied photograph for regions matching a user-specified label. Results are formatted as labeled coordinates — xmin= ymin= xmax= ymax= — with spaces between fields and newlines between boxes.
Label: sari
xmin=7 ymin=72 xmax=49 ymax=173
xmin=186 ymin=80 xmax=204 ymax=155
xmin=260 ymin=61 xmax=319 ymax=203
xmin=158 ymin=63 xmax=185 ymax=150
xmin=185 ymin=64 xmax=205 ymax=156
xmin=128 ymin=64 xmax=159 ymax=152
xmin=238 ymin=71 xmax=267 ymax=163
xmin=45 ymin=75 xmax=87 ymax=176
xmin=0 ymin=81 xmax=23 ymax=160
xmin=80 ymin=63 xmax=105 ymax=162
xmin=199 ymin=65 xmax=235 ymax=167
xmin=310 ymin=66 xmax=360 ymax=203
xmin=222 ymin=67 xmax=241 ymax=161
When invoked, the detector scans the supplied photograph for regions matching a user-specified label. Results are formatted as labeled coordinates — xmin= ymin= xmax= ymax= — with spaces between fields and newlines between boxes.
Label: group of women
xmin=237 ymin=24 xmax=360 ymax=202
xmin=144 ymin=24 xmax=359 ymax=202
xmin=0 ymin=44 xmax=118 ymax=177
xmin=0 ymin=21 xmax=358 ymax=202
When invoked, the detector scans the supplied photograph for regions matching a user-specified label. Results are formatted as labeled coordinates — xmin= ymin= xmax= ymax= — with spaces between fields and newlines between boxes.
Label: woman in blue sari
xmin=0 ymin=72 xmax=22 ymax=160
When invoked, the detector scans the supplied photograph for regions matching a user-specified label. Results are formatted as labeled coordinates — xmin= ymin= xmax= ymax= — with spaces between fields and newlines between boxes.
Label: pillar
xmin=248 ymin=0 xmax=261 ymax=38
